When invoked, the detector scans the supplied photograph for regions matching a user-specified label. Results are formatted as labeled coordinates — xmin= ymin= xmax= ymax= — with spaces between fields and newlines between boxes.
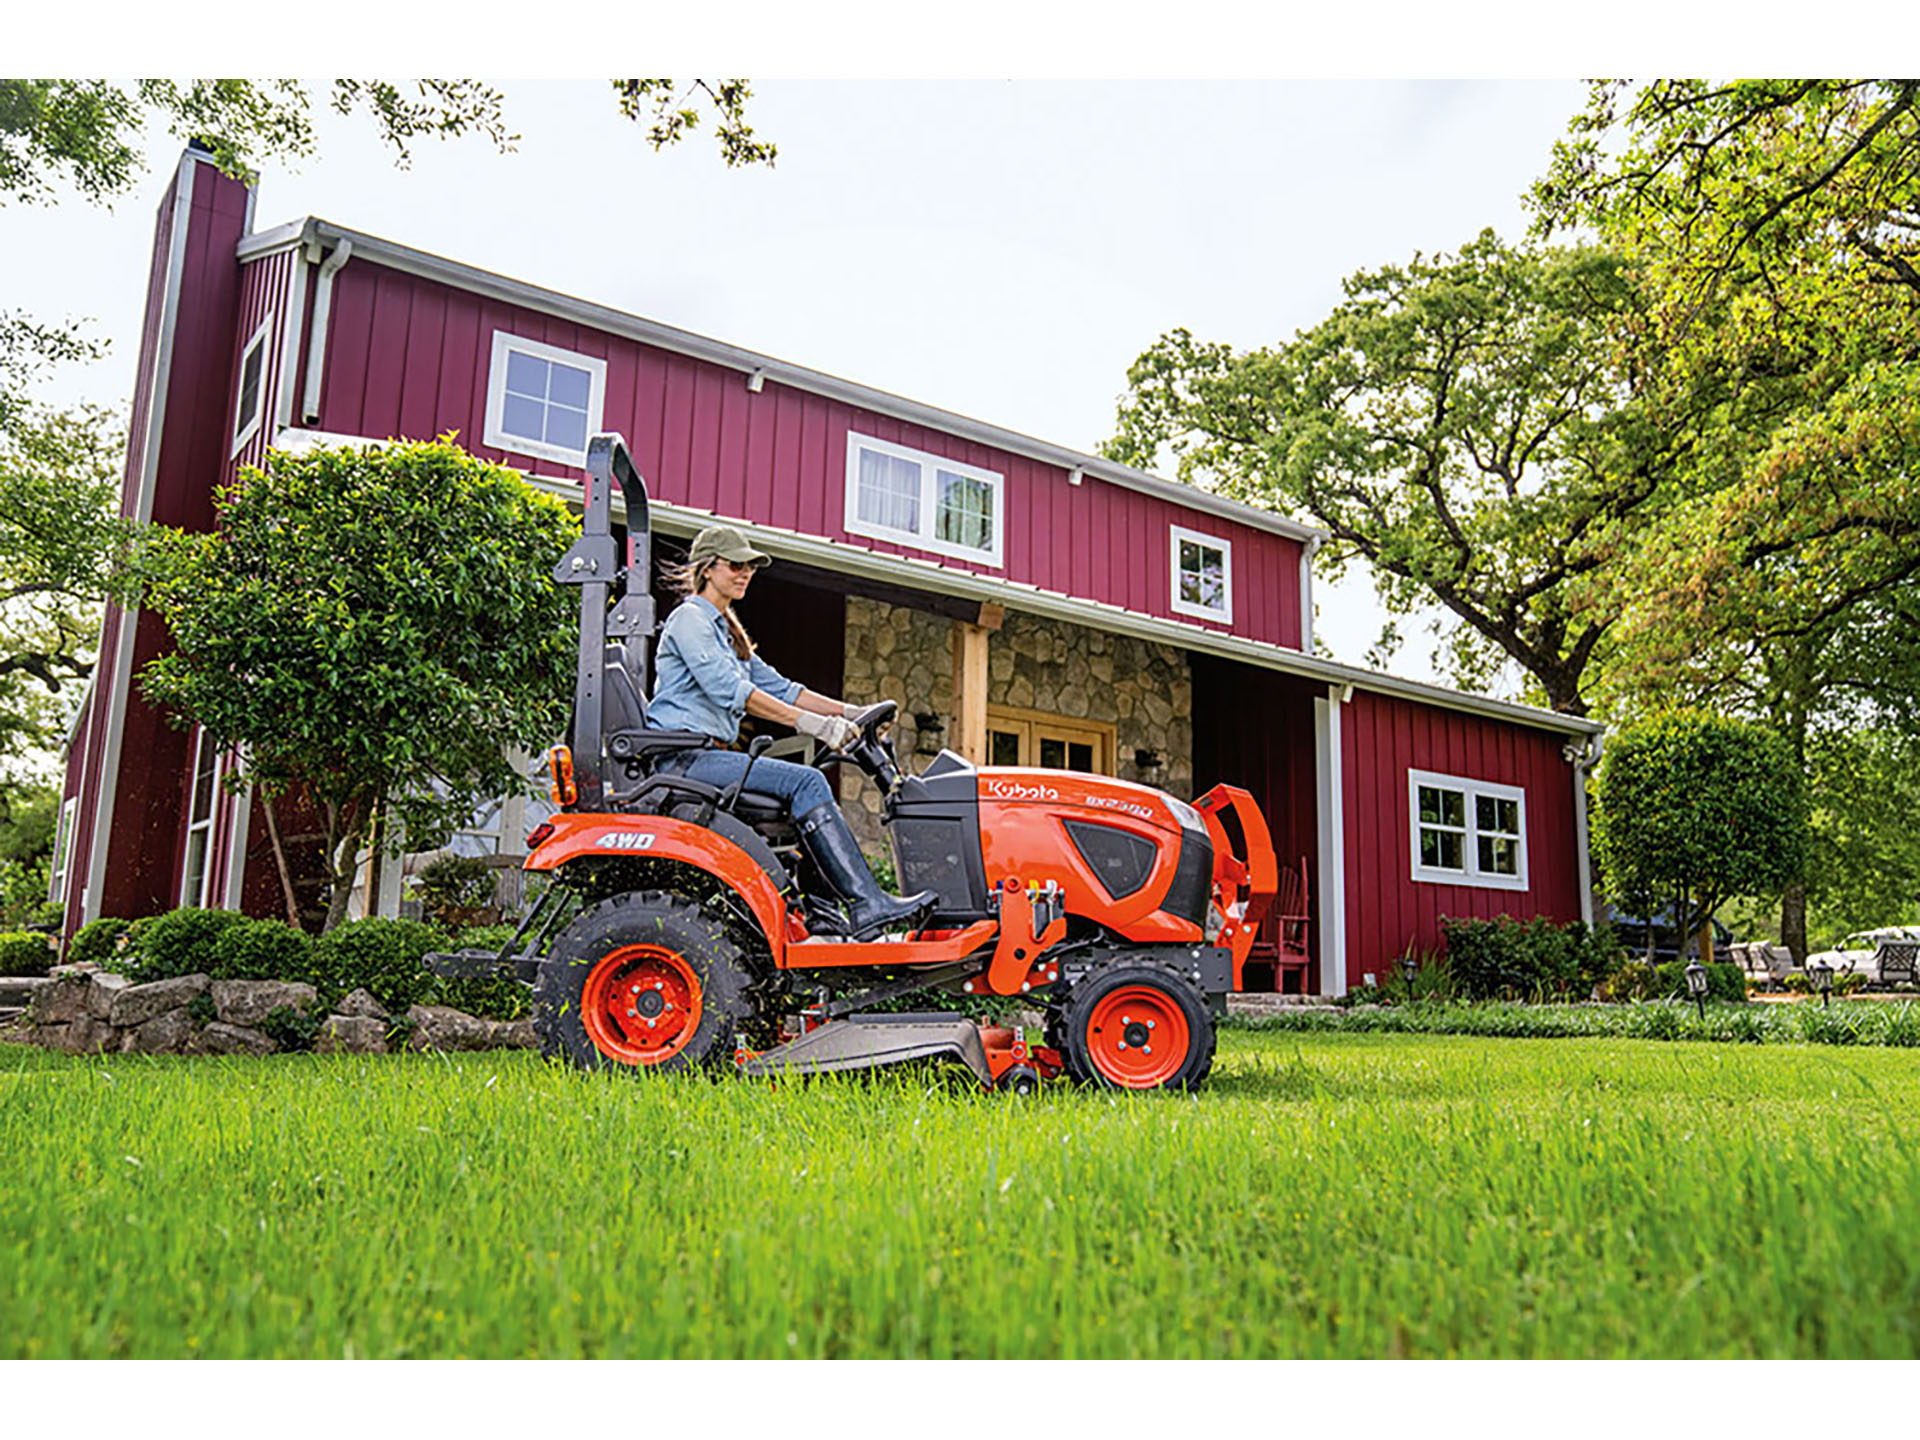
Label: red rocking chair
xmin=1245 ymin=856 xmax=1313 ymax=993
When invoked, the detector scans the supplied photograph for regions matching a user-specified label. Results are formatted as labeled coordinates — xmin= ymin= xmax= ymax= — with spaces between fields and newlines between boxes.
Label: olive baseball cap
xmin=688 ymin=524 xmax=770 ymax=568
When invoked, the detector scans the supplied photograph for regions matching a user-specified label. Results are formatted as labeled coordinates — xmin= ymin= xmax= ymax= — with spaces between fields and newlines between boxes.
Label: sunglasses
xmin=713 ymin=557 xmax=766 ymax=574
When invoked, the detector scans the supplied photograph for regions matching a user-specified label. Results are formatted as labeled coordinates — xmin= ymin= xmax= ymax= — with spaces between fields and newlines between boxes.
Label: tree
xmin=1803 ymin=728 xmax=1920 ymax=945
xmin=1105 ymin=232 xmax=1685 ymax=715
xmin=0 ymin=314 xmax=125 ymax=780
xmin=135 ymin=439 xmax=578 ymax=932
xmin=1591 ymin=711 xmax=1805 ymax=960
xmin=0 ymin=78 xmax=774 ymax=205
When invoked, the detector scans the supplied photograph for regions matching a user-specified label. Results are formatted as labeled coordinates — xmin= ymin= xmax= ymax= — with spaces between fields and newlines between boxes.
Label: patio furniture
xmin=1245 ymin=855 xmax=1312 ymax=994
xmin=1874 ymin=938 xmax=1919 ymax=988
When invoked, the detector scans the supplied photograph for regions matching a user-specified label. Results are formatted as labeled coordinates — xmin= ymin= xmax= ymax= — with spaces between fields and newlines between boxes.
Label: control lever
xmin=1027 ymin=879 xmax=1064 ymax=939
xmin=719 ymin=734 xmax=774 ymax=814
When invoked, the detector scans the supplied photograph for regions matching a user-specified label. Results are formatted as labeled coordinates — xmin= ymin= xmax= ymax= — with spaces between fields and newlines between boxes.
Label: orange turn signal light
xmin=548 ymin=746 xmax=577 ymax=807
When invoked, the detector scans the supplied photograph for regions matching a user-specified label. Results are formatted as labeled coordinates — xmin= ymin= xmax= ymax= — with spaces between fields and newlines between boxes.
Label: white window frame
xmin=230 ymin=317 xmax=273 ymax=457
xmin=1169 ymin=523 xmax=1233 ymax=624
xmin=1407 ymin=767 xmax=1529 ymax=892
xmin=482 ymin=330 xmax=608 ymax=468
xmin=50 ymin=796 xmax=77 ymax=905
xmin=843 ymin=431 xmax=1005 ymax=568
xmin=181 ymin=729 xmax=223 ymax=908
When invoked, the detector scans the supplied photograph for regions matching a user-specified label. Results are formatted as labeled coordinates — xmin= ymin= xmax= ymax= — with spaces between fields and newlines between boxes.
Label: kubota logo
xmin=595 ymin=832 xmax=657 ymax=850
xmin=986 ymin=778 xmax=1059 ymax=802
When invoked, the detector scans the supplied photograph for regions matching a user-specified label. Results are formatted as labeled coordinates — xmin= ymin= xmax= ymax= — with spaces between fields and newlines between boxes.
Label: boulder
xmin=195 ymin=1022 xmax=278 ymax=1056
xmin=314 ymin=1015 xmax=389 ymax=1055
xmin=85 ymin=972 xmax=132 ymax=1020
xmin=211 ymin=979 xmax=318 ymax=1028
xmin=335 ymin=988 xmax=388 ymax=1020
xmin=488 ymin=1016 xmax=540 ymax=1050
xmin=121 ymin=1007 xmax=198 ymax=1055
xmin=109 ymin=973 xmax=211 ymax=1029
xmin=405 ymin=1004 xmax=494 ymax=1052
xmin=30 ymin=973 xmax=96 ymax=1025
xmin=38 ymin=1014 xmax=118 ymax=1054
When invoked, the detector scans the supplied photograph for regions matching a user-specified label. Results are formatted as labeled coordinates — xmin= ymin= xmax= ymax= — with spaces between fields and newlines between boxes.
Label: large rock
xmin=194 ymin=1022 xmax=278 ymax=1056
xmin=314 ymin=1015 xmax=388 ymax=1055
xmin=37 ymin=1014 xmax=119 ymax=1054
xmin=109 ymin=973 xmax=211 ymax=1029
xmin=29 ymin=973 xmax=96 ymax=1025
xmin=211 ymin=979 xmax=317 ymax=1028
xmin=121 ymin=1007 xmax=198 ymax=1054
xmin=85 ymin=972 xmax=132 ymax=1020
xmin=488 ymin=1016 xmax=540 ymax=1050
xmin=405 ymin=1004 xmax=494 ymax=1052
xmin=335 ymin=988 xmax=388 ymax=1020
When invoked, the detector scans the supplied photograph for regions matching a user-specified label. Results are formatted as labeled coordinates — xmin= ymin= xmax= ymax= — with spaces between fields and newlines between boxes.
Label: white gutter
xmin=300 ymin=238 xmax=352 ymax=424
xmin=1299 ymin=534 xmax=1323 ymax=653
xmin=244 ymin=218 xmax=1326 ymax=548
xmin=1569 ymin=734 xmax=1603 ymax=926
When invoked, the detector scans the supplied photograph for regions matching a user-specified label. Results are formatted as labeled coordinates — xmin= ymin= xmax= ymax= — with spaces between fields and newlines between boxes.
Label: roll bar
xmin=554 ymin=433 xmax=654 ymax=810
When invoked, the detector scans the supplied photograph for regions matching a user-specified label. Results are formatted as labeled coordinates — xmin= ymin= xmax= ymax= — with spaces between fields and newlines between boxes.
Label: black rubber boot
xmin=798 ymin=807 xmax=937 ymax=939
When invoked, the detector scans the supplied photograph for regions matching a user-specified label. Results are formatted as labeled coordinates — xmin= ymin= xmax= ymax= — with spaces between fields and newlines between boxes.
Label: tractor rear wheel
xmin=536 ymin=889 xmax=759 ymax=1074
xmin=1059 ymin=963 xmax=1215 ymax=1091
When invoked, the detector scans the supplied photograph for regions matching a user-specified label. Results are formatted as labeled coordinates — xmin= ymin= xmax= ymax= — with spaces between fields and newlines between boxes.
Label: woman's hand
xmin=795 ymin=710 xmax=858 ymax=751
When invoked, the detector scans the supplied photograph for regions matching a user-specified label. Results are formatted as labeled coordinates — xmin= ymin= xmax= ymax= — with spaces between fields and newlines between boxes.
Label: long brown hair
xmin=659 ymin=555 xmax=756 ymax=660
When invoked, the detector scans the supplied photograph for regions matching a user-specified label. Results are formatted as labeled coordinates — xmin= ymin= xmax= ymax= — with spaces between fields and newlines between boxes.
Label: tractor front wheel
xmin=536 ymin=890 xmax=759 ymax=1074
xmin=1060 ymin=964 xmax=1215 ymax=1091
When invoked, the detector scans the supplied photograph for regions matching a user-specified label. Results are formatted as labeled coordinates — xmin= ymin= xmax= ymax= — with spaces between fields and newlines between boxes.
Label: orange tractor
xmin=428 ymin=435 xmax=1278 ymax=1091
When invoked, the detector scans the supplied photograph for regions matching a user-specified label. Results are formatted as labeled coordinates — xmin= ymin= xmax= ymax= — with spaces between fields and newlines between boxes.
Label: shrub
xmin=1597 ymin=960 xmax=1745 ymax=1004
xmin=208 ymin=918 xmax=315 ymax=983
xmin=1442 ymin=915 xmax=1623 ymax=1001
xmin=69 ymin=917 xmax=132 ymax=969
xmin=124 ymin=907 xmax=250 ymax=983
xmin=257 ymin=1004 xmax=325 ymax=1052
xmin=1834 ymin=972 xmax=1867 ymax=996
xmin=307 ymin=917 xmax=446 ymax=1012
xmin=411 ymin=853 xmax=499 ymax=927
xmin=436 ymin=922 xmax=529 ymax=1018
xmin=0 ymin=930 xmax=53 ymax=977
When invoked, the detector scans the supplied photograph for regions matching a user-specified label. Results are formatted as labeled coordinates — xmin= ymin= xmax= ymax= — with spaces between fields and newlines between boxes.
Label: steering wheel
xmin=809 ymin=699 xmax=897 ymax=772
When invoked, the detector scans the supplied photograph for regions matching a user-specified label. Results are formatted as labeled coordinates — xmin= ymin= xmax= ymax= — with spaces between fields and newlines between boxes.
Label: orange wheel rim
xmin=581 ymin=944 xmax=705 ymax=1066
xmin=1085 ymin=985 xmax=1189 ymax=1088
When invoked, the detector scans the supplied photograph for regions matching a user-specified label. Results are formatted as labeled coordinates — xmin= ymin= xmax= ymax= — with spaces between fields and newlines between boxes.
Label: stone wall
xmin=836 ymin=597 xmax=1193 ymax=848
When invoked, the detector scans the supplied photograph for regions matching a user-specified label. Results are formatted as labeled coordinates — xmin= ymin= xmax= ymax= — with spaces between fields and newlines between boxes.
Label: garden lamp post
xmin=1810 ymin=959 xmax=1834 ymax=1010
xmin=1684 ymin=958 xmax=1708 ymax=1022
xmin=1401 ymin=953 xmax=1419 ymax=1001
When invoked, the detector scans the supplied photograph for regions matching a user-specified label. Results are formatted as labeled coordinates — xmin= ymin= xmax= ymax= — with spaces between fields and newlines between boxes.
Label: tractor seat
xmin=603 ymin=642 xmax=711 ymax=766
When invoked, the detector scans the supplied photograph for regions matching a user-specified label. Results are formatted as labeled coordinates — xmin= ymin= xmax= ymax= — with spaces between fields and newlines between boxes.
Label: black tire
xmin=535 ymin=889 xmax=759 ymax=1075
xmin=996 ymin=1064 xmax=1041 ymax=1095
xmin=1059 ymin=963 xmax=1216 ymax=1092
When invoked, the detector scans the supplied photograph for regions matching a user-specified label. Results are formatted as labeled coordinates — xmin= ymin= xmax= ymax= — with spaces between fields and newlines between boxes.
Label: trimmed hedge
xmin=122 ymin=908 xmax=250 ymax=983
xmin=1441 ymin=915 xmax=1624 ymax=1001
xmin=307 ymin=917 xmax=447 ymax=1013
xmin=0 ymin=930 xmax=53 ymax=977
xmin=208 ymin=918 xmax=315 ymax=983
xmin=68 ymin=917 xmax=132 ymax=969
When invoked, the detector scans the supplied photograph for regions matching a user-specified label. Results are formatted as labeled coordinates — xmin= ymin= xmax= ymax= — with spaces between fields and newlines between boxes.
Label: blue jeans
xmin=653 ymin=748 xmax=835 ymax=821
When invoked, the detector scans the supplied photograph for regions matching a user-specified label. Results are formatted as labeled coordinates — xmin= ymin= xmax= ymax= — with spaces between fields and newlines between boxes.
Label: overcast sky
xmin=14 ymin=78 xmax=1593 ymax=690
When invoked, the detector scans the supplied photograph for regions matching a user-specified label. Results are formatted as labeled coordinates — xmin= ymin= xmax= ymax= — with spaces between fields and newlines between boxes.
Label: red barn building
xmin=49 ymin=148 xmax=1604 ymax=995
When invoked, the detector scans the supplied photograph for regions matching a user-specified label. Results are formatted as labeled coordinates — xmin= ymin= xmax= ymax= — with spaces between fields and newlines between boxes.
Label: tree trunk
xmin=1781 ymin=883 xmax=1808 ymax=965
xmin=260 ymin=792 xmax=304 ymax=931
xmin=321 ymin=797 xmax=371 ymax=934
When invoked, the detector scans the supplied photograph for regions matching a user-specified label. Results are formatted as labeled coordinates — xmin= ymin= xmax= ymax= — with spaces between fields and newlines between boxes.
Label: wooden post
xmin=950 ymin=604 xmax=1004 ymax=764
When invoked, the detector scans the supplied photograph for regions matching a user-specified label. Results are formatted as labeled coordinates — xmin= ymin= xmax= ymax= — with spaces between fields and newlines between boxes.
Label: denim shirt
xmin=647 ymin=595 xmax=803 ymax=742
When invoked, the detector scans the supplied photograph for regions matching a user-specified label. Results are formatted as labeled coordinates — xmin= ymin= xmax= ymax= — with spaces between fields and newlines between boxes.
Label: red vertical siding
xmin=1340 ymin=689 xmax=1582 ymax=986
xmin=302 ymin=260 xmax=1307 ymax=648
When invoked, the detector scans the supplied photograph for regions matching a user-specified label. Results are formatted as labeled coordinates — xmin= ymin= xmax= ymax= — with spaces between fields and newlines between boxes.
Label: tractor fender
xmin=526 ymin=812 xmax=789 ymax=962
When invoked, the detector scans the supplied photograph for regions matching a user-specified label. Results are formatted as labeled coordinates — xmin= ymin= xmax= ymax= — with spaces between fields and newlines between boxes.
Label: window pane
xmin=546 ymin=361 xmax=591 ymax=409
xmin=857 ymin=448 xmax=920 ymax=533
xmin=1495 ymin=798 xmax=1519 ymax=835
xmin=1178 ymin=538 xmax=1225 ymax=610
xmin=190 ymin=735 xmax=217 ymax=824
xmin=1436 ymin=830 xmax=1463 ymax=870
xmin=1039 ymin=737 xmax=1066 ymax=769
xmin=935 ymin=470 xmax=994 ymax=551
xmin=182 ymin=831 xmax=209 ymax=907
xmin=544 ymin=404 xmax=588 ymax=452
xmin=1419 ymin=785 xmax=1464 ymax=828
xmin=236 ymin=342 xmax=264 ymax=436
xmin=1479 ymin=836 xmax=1519 ymax=875
xmin=989 ymin=730 xmax=1022 ymax=767
xmin=502 ymin=393 xmax=546 ymax=442
xmin=505 ymin=350 xmax=548 ymax=399
xmin=1068 ymin=741 xmax=1094 ymax=772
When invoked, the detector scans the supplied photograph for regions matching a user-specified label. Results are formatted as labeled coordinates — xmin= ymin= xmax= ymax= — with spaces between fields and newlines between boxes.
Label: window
xmin=483 ymin=331 xmax=608 ymax=466
xmin=1407 ymin=768 xmax=1528 ymax=891
xmin=181 ymin=730 xmax=221 ymax=907
xmin=49 ymin=797 xmax=77 ymax=905
xmin=844 ymin=432 xmax=1004 ymax=566
xmin=985 ymin=706 xmax=1114 ymax=775
xmin=1169 ymin=524 xmax=1232 ymax=623
xmin=230 ymin=318 xmax=272 ymax=456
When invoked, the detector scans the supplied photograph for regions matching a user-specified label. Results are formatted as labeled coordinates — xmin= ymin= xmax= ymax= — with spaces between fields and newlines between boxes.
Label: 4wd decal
xmin=595 ymin=832 xmax=657 ymax=851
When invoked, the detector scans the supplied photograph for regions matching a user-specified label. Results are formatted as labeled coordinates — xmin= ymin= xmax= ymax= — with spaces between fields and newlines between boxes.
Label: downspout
xmin=1570 ymin=733 xmax=1603 ymax=927
xmin=1298 ymin=534 xmax=1323 ymax=653
xmin=300 ymin=238 xmax=352 ymax=425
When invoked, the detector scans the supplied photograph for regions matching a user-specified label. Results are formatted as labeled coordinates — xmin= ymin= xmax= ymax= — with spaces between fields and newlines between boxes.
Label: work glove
xmin=796 ymin=709 xmax=858 ymax=751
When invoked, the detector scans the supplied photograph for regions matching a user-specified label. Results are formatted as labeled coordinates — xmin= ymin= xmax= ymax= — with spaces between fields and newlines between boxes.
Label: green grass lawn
xmin=3 ymin=1029 xmax=1917 ymax=1358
